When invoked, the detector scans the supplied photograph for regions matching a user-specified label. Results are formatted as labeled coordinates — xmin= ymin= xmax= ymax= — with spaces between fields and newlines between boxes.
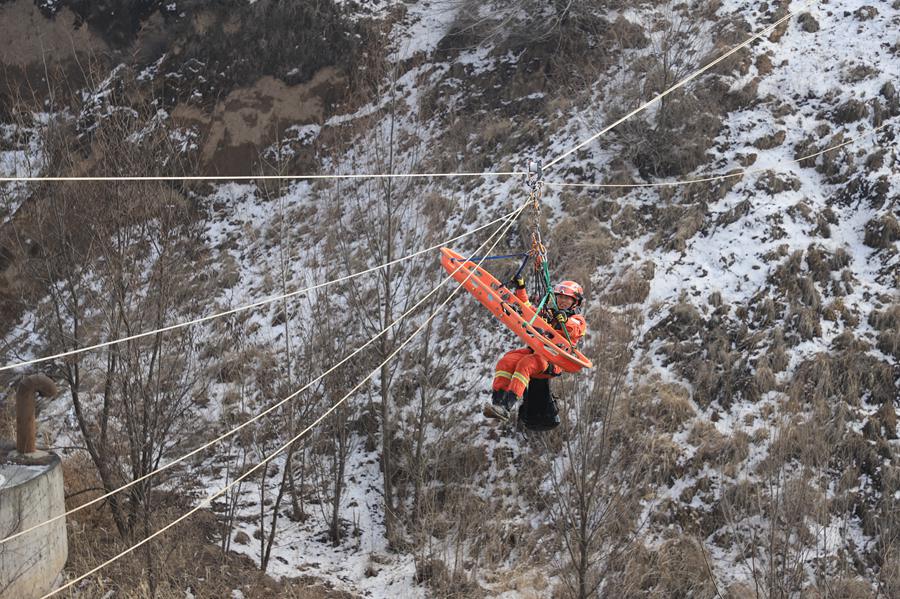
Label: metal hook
xmin=526 ymin=158 xmax=543 ymax=192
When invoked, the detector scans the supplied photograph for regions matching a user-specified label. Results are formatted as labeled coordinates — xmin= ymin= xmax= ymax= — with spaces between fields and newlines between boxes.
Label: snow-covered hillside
xmin=1 ymin=0 xmax=898 ymax=597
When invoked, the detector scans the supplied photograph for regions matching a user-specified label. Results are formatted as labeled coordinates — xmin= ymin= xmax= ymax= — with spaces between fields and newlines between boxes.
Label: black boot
xmin=483 ymin=390 xmax=518 ymax=421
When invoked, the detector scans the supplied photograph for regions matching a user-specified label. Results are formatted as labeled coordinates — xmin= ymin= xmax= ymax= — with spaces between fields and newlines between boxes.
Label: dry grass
xmin=869 ymin=304 xmax=900 ymax=359
xmin=753 ymin=363 xmax=777 ymax=395
xmin=646 ymin=204 xmax=707 ymax=253
xmin=550 ymin=216 xmax=620 ymax=298
xmin=56 ymin=454 xmax=354 ymax=599
xmin=864 ymin=213 xmax=900 ymax=249
xmin=806 ymin=578 xmax=877 ymax=598
xmin=637 ymin=434 xmax=685 ymax=487
xmin=789 ymin=351 xmax=896 ymax=406
xmin=759 ymin=414 xmax=831 ymax=474
xmin=628 ymin=376 xmax=695 ymax=436
xmin=687 ymin=421 xmax=749 ymax=473
xmin=612 ymin=536 xmax=719 ymax=598
xmin=0 ymin=388 xmax=15 ymax=442
xmin=602 ymin=261 xmax=654 ymax=306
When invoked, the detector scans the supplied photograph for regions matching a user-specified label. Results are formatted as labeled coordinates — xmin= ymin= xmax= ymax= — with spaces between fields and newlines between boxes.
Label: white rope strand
xmin=0 ymin=171 xmax=524 ymax=183
xmin=0 ymin=209 xmax=516 ymax=373
xmin=0 ymin=205 xmax=523 ymax=548
xmin=41 ymin=201 xmax=527 ymax=598
xmin=543 ymin=121 xmax=894 ymax=189
xmin=544 ymin=2 xmax=812 ymax=170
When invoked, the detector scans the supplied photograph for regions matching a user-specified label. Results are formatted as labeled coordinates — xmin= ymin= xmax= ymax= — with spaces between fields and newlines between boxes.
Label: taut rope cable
xmin=41 ymin=201 xmax=528 ymax=598
xmin=0 ymin=171 xmax=525 ymax=183
xmin=543 ymin=121 xmax=895 ymax=189
xmin=0 ymin=210 xmax=515 ymax=373
xmin=544 ymin=1 xmax=813 ymax=170
xmin=0 ymin=205 xmax=524 ymax=547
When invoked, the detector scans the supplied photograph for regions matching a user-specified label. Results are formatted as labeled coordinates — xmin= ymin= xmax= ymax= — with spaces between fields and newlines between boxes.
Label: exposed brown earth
xmin=0 ymin=0 xmax=109 ymax=103
xmin=173 ymin=68 xmax=348 ymax=175
xmin=0 ymin=0 xmax=107 ymax=68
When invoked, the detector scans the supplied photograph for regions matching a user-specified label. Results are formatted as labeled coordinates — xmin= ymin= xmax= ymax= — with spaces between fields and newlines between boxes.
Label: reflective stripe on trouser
xmin=492 ymin=348 xmax=551 ymax=398
xmin=492 ymin=370 xmax=513 ymax=390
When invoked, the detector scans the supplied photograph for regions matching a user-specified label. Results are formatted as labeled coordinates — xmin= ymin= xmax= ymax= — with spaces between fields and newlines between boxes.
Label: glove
xmin=553 ymin=310 xmax=568 ymax=326
xmin=514 ymin=276 xmax=526 ymax=289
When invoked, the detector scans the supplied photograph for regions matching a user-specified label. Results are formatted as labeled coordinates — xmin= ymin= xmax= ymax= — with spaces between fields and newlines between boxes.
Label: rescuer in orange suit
xmin=484 ymin=278 xmax=587 ymax=421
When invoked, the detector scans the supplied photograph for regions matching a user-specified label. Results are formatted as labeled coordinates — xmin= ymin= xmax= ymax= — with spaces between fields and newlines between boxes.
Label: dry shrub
xmin=650 ymin=298 xmax=768 ymax=408
xmin=552 ymin=216 xmax=619 ymax=267
xmin=798 ymin=276 xmax=822 ymax=310
xmin=658 ymin=536 xmax=719 ymax=596
xmin=805 ymin=244 xmax=833 ymax=283
xmin=863 ymin=213 xmax=900 ymax=249
xmin=769 ymin=250 xmax=810 ymax=303
xmin=433 ymin=444 xmax=488 ymax=482
xmin=807 ymin=577 xmax=876 ymax=598
xmin=756 ymin=170 xmax=801 ymax=195
xmin=689 ymin=423 xmax=750 ymax=476
xmin=647 ymin=204 xmax=707 ymax=253
xmin=549 ymin=216 xmax=619 ymax=299
xmin=759 ymin=416 xmax=830 ymax=474
xmin=869 ymin=303 xmax=900 ymax=331
xmin=830 ymin=332 xmax=870 ymax=354
xmin=836 ymin=431 xmax=885 ymax=484
xmin=790 ymin=304 xmax=822 ymax=340
xmin=613 ymin=542 xmax=657 ymax=596
xmin=830 ymin=247 xmax=852 ymax=271
xmin=752 ymin=296 xmax=779 ymax=327
xmin=881 ymin=552 xmax=900 ymax=598
xmin=863 ymin=401 xmax=898 ymax=440
xmin=753 ymin=363 xmax=777 ymax=395
xmin=415 ymin=557 xmax=451 ymax=588
xmin=421 ymin=192 xmax=457 ymax=230
xmin=602 ymin=262 xmax=654 ymax=306
xmin=725 ymin=582 xmax=756 ymax=597
xmin=720 ymin=478 xmax=760 ymax=520
xmin=752 ymin=130 xmax=786 ymax=150
xmin=651 ymin=383 xmax=695 ymax=433
xmin=869 ymin=304 xmax=900 ymax=359
xmin=767 ymin=328 xmax=790 ymax=371
xmin=476 ymin=117 xmax=514 ymax=151
xmin=0 ymin=387 xmax=15 ymax=441
xmin=639 ymin=434 xmax=684 ymax=486
xmin=613 ymin=204 xmax=644 ymax=237
xmin=64 ymin=496 xmax=350 ymax=599
xmin=789 ymin=351 xmax=896 ymax=406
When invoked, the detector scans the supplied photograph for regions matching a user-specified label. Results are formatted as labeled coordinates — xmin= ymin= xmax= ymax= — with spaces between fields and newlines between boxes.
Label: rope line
xmin=41 ymin=201 xmax=527 ymax=598
xmin=0 ymin=210 xmax=516 ymax=373
xmin=544 ymin=1 xmax=813 ymax=170
xmin=0 ymin=171 xmax=525 ymax=183
xmin=543 ymin=121 xmax=894 ymax=189
xmin=0 ymin=206 xmax=523 ymax=547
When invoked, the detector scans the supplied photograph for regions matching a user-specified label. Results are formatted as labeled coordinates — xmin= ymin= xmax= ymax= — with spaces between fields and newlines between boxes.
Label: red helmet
xmin=553 ymin=280 xmax=583 ymax=306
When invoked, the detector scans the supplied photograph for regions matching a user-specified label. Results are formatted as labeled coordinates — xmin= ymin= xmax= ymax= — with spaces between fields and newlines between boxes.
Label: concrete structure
xmin=0 ymin=450 xmax=68 ymax=599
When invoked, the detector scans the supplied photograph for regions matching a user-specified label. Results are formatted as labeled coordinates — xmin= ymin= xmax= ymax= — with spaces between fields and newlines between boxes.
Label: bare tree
xmin=7 ymin=67 xmax=207 ymax=560
xmin=329 ymin=56 xmax=435 ymax=547
xmin=606 ymin=1 xmax=723 ymax=178
xmin=541 ymin=307 xmax=648 ymax=599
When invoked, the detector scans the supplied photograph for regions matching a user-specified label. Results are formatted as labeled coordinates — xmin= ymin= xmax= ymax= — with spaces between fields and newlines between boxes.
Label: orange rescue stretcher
xmin=440 ymin=247 xmax=592 ymax=373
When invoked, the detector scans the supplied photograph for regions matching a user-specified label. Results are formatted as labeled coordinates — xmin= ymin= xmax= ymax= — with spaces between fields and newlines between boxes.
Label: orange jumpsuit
xmin=492 ymin=286 xmax=587 ymax=399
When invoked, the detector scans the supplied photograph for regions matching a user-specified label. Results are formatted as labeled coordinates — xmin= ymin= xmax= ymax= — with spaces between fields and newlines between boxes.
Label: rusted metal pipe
xmin=15 ymin=374 xmax=57 ymax=454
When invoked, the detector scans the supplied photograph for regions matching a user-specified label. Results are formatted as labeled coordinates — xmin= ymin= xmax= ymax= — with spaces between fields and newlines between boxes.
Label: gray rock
xmin=798 ymin=12 xmax=820 ymax=32
xmin=854 ymin=5 xmax=878 ymax=20
xmin=234 ymin=531 xmax=250 ymax=545
xmin=832 ymin=99 xmax=868 ymax=124
xmin=752 ymin=130 xmax=786 ymax=149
